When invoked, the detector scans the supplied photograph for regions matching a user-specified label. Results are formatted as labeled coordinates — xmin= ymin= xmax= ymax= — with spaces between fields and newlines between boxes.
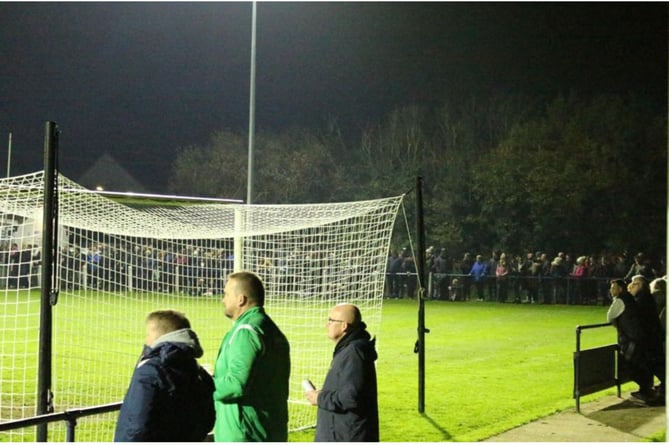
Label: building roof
xmin=77 ymin=152 xmax=147 ymax=193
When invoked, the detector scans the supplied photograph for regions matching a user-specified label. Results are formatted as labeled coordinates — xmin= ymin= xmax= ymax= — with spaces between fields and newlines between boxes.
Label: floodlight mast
xmin=246 ymin=1 xmax=257 ymax=206
xmin=240 ymin=1 xmax=257 ymax=273
xmin=6 ymin=132 xmax=12 ymax=178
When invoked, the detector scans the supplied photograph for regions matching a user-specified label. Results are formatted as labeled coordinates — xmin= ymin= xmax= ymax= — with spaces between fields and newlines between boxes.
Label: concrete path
xmin=485 ymin=392 xmax=666 ymax=442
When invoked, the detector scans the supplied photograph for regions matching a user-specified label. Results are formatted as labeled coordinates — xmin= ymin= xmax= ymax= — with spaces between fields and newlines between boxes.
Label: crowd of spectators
xmin=1 ymin=237 xmax=665 ymax=311
xmin=0 ymin=239 xmax=347 ymax=297
xmin=60 ymin=242 xmax=236 ymax=295
xmin=386 ymin=248 xmax=666 ymax=306
xmin=0 ymin=240 xmax=235 ymax=296
xmin=0 ymin=242 xmax=41 ymax=289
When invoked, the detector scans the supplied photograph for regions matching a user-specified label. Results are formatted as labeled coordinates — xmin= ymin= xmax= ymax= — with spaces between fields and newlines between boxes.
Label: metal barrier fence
xmin=572 ymin=323 xmax=630 ymax=412
xmin=385 ymin=272 xmax=617 ymax=305
xmin=0 ymin=402 xmax=121 ymax=442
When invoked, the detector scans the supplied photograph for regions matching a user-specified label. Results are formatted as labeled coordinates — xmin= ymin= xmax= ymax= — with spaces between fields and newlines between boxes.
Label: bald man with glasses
xmin=305 ymin=303 xmax=379 ymax=442
xmin=628 ymin=275 xmax=665 ymax=400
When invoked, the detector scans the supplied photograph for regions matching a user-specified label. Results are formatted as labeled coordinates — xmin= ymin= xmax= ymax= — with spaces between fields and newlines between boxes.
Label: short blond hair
xmin=146 ymin=309 xmax=191 ymax=336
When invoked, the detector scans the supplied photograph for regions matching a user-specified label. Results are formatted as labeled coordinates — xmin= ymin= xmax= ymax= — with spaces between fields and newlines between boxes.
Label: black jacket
xmin=114 ymin=329 xmax=215 ymax=442
xmin=615 ymin=292 xmax=648 ymax=361
xmin=315 ymin=324 xmax=379 ymax=442
xmin=634 ymin=289 xmax=665 ymax=357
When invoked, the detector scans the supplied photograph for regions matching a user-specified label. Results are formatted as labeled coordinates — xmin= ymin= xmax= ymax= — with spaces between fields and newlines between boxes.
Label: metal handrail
xmin=576 ymin=322 xmax=612 ymax=351
xmin=0 ymin=401 xmax=122 ymax=442
xmin=573 ymin=322 xmax=620 ymax=412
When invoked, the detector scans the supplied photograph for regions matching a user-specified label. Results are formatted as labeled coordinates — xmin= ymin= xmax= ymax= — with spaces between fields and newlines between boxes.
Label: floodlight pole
xmin=6 ymin=132 xmax=12 ymax=178
xmin=246 ymin=1 xmax=257 ymax=205
xmin=36 ymin=122 xmax=59 ymax=441
xmin=415 ymin=176 xmax=428 ymax=413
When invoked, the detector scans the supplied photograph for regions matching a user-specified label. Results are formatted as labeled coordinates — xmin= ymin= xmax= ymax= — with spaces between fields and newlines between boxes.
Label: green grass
xmin=646 ymin=430 xmax=667 ymax=442
xmin=2 ymin=294 xmax=658 ymax=442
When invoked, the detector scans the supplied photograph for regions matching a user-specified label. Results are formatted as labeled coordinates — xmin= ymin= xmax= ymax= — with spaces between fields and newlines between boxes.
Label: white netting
xmin=0 ymin=171 xmax=402 ymax=441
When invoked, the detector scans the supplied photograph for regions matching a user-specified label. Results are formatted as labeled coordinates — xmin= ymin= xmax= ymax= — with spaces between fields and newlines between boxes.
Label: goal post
xmin=0 ymin=170 xmax=403 ymax=441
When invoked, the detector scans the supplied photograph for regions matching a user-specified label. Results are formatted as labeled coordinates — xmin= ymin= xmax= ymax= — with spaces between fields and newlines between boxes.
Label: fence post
xmin=65 ymin=417 xmax=76 ymax=442
xmin=37 ymin=122 xmax=59 ymax=441
xmin=574 ymin=326 xmax=582 ymax=412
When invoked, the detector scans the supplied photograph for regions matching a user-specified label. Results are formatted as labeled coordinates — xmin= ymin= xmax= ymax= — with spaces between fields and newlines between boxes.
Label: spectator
xmin=570 ymin=256 xmax=588 ymax=304
xmin=628 ymin=275 xmax=665 ymax=399
xmin=624 ymin=252 xmax=653 ymax=281
xmin=539 ymin=252 xmax=553 ymax=304
xmin=511 ymin=254 xmax=524 ymax=303
xmin=563 ymin=253 xmax=574 ymax=280
xmin=403 ymin=254 xmax=417 ymax=299
xmin=425 ymin=246 xmax=435 ymax=276
xmin=590 ymin=255 xmax=613 ymax=305
xmin=385 ymin=251 xmax=397 ymax=298
xmin=649 ymin=277 xmax=666 ymax=335
xmin=448 ymin=278 xmax=462 ymax=301
xmin=487 ymin=251 xmax=499 ymax=301
xmin=432 ymin=248 xmax=451 ymax=299
xmin=550 ymin=256 xmax=568 ymax=304
xmin=460 ymin=252 xmax=473 ymax=300
xmin=606 ymin=279 xmax=658 ymax=404
xmin=87 ymin=246 xmax=100 ymax=289
xmin=496 ymin=254 xmax=510 ymax=303
xmin=214 ymin=272 xmax=291 ymax=442
xmin=469 ymin=255 xmax=488 ymax=301
xmin=114 ymin=309 xmax=215 ymax=441
xmin=19 ymin=244 xmax=31 ymax=288
xmin=305 ymin=303 xmax=379 ymax=442
xmin=8 ymin=242 xmax=19 ymax=288
xmin=612 ymin=254 xmax=629 ymax=277
xmin=526 ymin=252 xmax=542 ymax=304
xmin=387 ymin=251 xmax=404 ymax=299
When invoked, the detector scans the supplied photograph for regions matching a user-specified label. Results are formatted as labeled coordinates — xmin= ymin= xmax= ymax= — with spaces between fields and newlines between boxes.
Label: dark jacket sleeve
xmin=317 ymin=345 xmax=365 ymax=413
xmin=114 ymin=362 xmax=162 ymax=442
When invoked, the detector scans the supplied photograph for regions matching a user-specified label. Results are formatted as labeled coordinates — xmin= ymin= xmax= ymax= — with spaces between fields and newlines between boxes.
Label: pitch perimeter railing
xmin=573 ymin=322 xmax=630 ymax=413
xmin=386 ymin=272 xmax=618 ymax=305
xmin=0 ymin=402 xmax=121 ymax=442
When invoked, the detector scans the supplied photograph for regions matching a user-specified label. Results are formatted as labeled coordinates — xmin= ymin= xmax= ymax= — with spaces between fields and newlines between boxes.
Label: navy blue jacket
xmin=315 ymin=324 xmax=379 ymax=442
xmin=114 ymin=329 xmax=215 ymax=442
xmin=615 ymin=292 xmax=648 ymax=361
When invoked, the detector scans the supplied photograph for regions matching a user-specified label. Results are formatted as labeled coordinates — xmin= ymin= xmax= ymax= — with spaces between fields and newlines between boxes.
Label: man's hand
xmin=305 ymin=389 xmax=320 ymax=406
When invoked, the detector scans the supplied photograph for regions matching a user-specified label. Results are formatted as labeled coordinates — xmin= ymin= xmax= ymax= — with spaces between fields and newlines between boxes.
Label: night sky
xmin=1 ymin=2 xmax=666 ymax=192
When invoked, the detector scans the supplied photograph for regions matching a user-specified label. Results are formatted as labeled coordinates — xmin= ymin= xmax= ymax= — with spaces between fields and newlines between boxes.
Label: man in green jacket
xmin=214 ymin=271 xmax=291 ymax=442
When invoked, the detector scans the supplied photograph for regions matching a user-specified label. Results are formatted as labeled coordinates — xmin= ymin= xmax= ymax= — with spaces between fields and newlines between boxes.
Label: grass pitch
xmin=1 ymin=294 xmax=637 ymax=442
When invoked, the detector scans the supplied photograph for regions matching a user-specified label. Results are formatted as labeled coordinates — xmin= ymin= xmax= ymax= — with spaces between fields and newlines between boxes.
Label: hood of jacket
xmin=143 ymin=328 xmax=204 ymax=361
xmin=333 ymin=322 xmax=377 ymax=361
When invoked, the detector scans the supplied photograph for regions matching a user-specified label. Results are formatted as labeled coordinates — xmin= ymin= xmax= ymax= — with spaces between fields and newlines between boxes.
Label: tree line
xmin=168 ymin=92 xmax=667 ymax=259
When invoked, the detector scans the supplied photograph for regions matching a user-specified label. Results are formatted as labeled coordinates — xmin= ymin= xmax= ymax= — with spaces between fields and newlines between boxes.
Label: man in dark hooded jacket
xmin=305 ymin=303 xmax=379 ymax=442
xmin=628 ymin=275 xmax=665 ymax=399
xmin=606 ymin=279 xmax=657 ymax=404
xmin=114 ymin=309 xmax=215 ymax=442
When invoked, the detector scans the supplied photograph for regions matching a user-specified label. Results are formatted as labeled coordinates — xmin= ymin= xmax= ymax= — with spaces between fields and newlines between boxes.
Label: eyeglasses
xmin=327 ymin=318 xmax=345 ymax=324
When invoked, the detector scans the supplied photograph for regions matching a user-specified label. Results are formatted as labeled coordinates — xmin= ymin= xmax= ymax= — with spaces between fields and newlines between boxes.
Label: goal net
xmin=0 ymin=171 xmax=402 ymax=441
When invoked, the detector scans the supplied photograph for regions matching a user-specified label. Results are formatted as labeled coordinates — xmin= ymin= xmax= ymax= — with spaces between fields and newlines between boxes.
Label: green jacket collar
xmin=234 ymin=305 xmax=264 ymax=325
